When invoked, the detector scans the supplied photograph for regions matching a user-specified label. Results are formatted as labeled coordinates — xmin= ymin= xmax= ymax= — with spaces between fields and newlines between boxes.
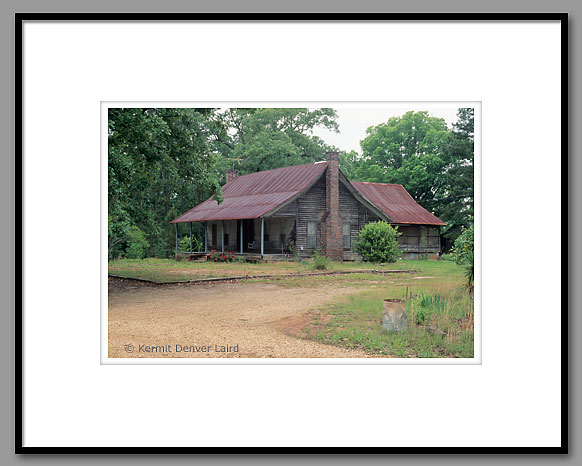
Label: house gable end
xmin=262 ymin=169 xmax=326 ymax=218
xmin=338 ymin=171 xmax=393 ymax=223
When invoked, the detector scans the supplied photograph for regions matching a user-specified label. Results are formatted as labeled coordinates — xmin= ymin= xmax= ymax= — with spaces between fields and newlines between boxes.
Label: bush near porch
xmin=354 ymin=221 xmax=401 ymax=263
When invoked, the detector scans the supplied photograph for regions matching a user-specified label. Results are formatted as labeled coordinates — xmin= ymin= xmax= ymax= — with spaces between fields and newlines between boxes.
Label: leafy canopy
xmin=217 ymin=108 xmax=339 ymax=173
xmin=108 ymin=108 xmax=224 ymax=258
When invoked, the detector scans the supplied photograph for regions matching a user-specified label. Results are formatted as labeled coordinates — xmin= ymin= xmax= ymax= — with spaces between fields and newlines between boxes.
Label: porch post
xmin=204 ymin=221 xmax=208 ymax=252
xmin=240 ymin=220 xmax=243 ymax=254
xmin=221 ymin=220 xmax=225 ymax=253
xmin=175 ymin=223 xmax=178 ymax=255
xmin=261 ymin=217 xmax=264 ymax=257
xmin=189 ymin=222 xmax=193 ymax=253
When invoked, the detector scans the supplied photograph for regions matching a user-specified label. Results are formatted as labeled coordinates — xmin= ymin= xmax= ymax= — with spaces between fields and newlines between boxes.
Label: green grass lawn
xmin=107 ymin=257 xmax=413 ymax=283
xmin=298 ymin=260 xmax=474 ymax=358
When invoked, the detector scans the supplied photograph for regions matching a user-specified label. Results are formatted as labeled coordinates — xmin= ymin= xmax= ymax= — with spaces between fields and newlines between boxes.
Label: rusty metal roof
xmin=172 ymin=162 xmax=445 ymax=226
xmin=171 ymin=162 xmax=327 ymax=223
xmin=351 ymin=181 xmax=446 ymax=225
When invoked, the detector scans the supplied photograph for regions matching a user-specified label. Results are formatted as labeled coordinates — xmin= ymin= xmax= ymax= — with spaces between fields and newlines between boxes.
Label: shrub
xmin=414 ymin=306 xmax=430 ymax=325
xmin=354 ymin=221 xmax=401 ymax=263
xmin=126 ymin=226 xmax=150 ymax=259
xmin=450 ymin=224 xmax=474 ymax=265
xmin=450 ymin=224 xmax=474 ymax=290
xmin=108 ymin=221 xmax=129 ymax=261
xmin=310 ymin=249 xmax=330 ymax=271
xmin=178 ymin=235 xmax=203 ymax=252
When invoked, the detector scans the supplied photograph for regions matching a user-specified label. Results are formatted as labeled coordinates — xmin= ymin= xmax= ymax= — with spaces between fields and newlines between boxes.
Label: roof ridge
xmin=227 ymin=161 xmax=323 ymax=182
xmin=352 ymin=181 xmax=404 ymax=187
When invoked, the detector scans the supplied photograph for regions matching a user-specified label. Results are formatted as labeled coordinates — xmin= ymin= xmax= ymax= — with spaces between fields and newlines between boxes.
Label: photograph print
xmin=107 ymin=105 xmax=476 ymax=360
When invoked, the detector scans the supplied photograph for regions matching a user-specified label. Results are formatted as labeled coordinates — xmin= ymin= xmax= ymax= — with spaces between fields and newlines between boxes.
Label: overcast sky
xmin=312 ymin=105 xmax=462 ymax=154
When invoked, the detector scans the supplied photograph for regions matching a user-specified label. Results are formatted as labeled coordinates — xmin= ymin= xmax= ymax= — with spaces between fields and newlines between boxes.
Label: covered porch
xmin=175 ymin=216 xmax=297 ymax=258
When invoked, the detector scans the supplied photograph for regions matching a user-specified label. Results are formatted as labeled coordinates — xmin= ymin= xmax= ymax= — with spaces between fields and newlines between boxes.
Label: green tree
xmin=360 ymin=111 xmax=448 ymax=171
xmin=126 ymin=226 xmax=150 ymax=259
xmin=453 ymin=108 xmax=474 ymax=139
xmin=337 ymin=149 xmax=360 ymax=179
xmin=108 ymin=108 xmax=226 ymax=258
xmin=439 ymin=108 xmax=474 ymax=248
xmin=218 ymin=108 xmax=339 ymax=174
xmin=354 ymin=110 xmax=474 ymax=250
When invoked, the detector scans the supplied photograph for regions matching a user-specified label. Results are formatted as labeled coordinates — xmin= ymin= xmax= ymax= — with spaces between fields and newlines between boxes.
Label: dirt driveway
xmin=108 ymin=280 xmax=370 ymax=358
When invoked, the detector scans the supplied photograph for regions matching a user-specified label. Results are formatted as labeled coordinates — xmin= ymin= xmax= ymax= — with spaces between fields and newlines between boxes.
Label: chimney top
xmin=225 ymin=168 xmax=238 ymax=184
xmin=326 ymin=151 xmax=339 ymax=162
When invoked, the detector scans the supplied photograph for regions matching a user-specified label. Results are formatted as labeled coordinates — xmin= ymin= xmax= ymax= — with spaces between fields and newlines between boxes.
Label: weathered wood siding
xmin=395 ymin=225 xmax=440 ymax=253
xmin=339 ymin=182 xmax=364 ymax=260
xmin=270 ymin=199 xmax=297 ymax=218
xmin=358 ymin=203 xmax=381 ymax=228
xmin=296 ymin=175 xmax=327 ymax=258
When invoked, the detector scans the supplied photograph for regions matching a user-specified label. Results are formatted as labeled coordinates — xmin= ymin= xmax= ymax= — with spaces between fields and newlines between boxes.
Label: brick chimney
xmin=323 ymin=151 xmax=343 ymax=260
xmin=225 ymin=168 xmax=238 ymax=184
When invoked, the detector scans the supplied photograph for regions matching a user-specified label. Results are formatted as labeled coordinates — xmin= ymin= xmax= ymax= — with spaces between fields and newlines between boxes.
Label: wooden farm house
xmin=171 ymin=152 xmax=445 ymax=260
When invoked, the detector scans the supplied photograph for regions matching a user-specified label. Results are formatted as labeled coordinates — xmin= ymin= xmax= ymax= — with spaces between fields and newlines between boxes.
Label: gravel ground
xmin=108 ymin=280 xmax=370 ymax=358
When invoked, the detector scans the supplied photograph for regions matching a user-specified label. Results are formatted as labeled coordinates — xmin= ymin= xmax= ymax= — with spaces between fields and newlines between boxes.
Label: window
xmin=223 ymin=222 xmax=229 ymax=246
xmin=307 ymin=221 xmax=318 ymax=248
xmin=343 ymin=222 xmax=351 ymax=249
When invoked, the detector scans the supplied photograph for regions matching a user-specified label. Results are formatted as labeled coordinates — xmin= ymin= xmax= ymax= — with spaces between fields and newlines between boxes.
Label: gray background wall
xmin=1 ymin=1 xmax=577 ymax=464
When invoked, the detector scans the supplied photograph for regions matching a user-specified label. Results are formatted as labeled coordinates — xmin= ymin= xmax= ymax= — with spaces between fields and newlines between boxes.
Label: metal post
xmin=221 ymin=220 xmax=225 ymax=253
xmin=261 ymin=218 xmax=264 ymax=257
xmin=175 ymin=223 xmax=178 ymax=256
xmin=189 ymin=222 xmax=193 ymax=253
xmin=204 ymin=221 xmax=208 ymax=252
xmin=240 ymin=220 xmax=243 ymax=254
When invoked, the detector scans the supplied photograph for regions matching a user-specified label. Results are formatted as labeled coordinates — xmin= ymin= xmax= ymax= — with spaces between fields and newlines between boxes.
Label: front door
xmin=211 ymin=223 xmax=217 ymax=247
xmin=243 ymin=219 xmax=255 ymax=251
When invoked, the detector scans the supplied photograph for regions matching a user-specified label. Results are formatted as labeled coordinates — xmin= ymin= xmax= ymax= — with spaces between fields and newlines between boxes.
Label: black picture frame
xmin=15 ymin=12 xmax=568 ymax=454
